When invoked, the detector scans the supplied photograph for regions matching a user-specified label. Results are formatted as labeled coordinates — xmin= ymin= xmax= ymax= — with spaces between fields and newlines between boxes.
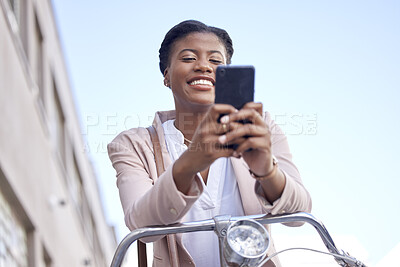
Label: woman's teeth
xmin=189 ymin=79 xmax=213 ymax=86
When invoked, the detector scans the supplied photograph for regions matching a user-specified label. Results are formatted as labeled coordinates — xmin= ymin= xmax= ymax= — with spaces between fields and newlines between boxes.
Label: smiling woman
xmin=107 ymin=20 xmax=312 ymax=267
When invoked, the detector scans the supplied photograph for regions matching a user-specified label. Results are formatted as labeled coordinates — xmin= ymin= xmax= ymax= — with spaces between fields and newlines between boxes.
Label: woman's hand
xmin=172 ymin=104 xmax=237 ymax=193
xmin=218 ymin=102 xmax=274 ymax=177
xmin=217 ymin=102 xmax=286 ymax=202
xmin=188 ymin=104 xmax=239 ymax=170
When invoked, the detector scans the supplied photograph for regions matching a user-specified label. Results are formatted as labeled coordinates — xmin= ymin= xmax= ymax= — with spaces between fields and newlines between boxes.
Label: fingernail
xmin=218 ymin=135 xmax=227 ymax=144
xmin=220 ymin=115 xmax=229 ymax=124
xmin=232 ymin=151 xmax=238 ymax=157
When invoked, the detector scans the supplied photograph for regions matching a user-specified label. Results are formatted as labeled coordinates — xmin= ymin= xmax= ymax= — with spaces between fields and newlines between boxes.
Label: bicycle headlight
xmin=223 ymin=219 xmax=270 ymax=267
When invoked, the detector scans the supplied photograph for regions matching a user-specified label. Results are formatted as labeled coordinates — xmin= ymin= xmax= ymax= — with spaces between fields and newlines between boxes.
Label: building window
xmin=8 ymin=0 xmax=20 ymax=22
xmin=70 ymin=154 xmax=84 ymax=215
xmin=81 ymin=194 xmax=92 ymax=248
xmin=70 ymin=154 xmax=93 ymax=248
xmin=92 ymin=220 xmax=105 ymax=267
xmin=53 ymin=82 xmax=66 ymax=165
xmin=33 ymin=14 xmax=45 ymax=107
xmin=7 ymin=0 xmax=28 ymax=51
xmin=42 ymin=245 xmax=52 ymax=267
xmin=0 ymin=191 xmax=28 ymax=267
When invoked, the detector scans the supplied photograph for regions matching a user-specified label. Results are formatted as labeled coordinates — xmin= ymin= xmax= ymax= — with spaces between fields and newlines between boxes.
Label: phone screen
xmin=214 ymin=65 xmax=255 ymax=110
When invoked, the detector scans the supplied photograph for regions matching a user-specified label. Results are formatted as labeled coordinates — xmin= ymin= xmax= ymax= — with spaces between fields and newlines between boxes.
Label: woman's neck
xmin=174 ymin=109 xmax=208 ymax=142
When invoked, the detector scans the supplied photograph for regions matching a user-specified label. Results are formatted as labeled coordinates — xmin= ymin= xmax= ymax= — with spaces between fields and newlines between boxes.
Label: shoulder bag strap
xmin=146 ymin=126 xmax=180 ymax=267
xmin=147 ymin=125 xmax=165 ymax=176
xmin=137 ymin=241 xmax=147 ymax=267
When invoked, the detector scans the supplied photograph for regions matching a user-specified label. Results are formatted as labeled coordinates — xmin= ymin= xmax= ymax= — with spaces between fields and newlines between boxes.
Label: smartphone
xmin=214 ymin=65 xmax=255 ymax=110
xmin=215 ymin=66 xmax=255 ymax=149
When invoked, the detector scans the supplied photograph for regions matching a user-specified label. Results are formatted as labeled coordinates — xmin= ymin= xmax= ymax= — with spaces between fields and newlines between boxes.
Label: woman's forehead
xmin=171 ymin=32 xmax=226 ymax=55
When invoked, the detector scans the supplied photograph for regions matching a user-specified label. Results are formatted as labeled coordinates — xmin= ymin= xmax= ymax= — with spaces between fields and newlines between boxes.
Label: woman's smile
xmin=187 ymin=76 xmax=215 ymax=91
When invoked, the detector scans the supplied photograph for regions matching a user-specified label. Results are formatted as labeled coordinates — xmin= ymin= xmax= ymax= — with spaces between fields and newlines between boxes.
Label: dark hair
xmin=159 ymin=20 xmax=234 ymax=75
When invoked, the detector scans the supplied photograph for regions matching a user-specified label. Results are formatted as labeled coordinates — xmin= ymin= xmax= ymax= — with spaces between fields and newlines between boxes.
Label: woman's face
xmin=164 ymin=32 xmax=227 ymax=111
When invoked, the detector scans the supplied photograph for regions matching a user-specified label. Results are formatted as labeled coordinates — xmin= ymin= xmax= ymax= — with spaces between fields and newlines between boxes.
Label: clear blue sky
xmin=52 ymin=0 xmax=400 ymax=265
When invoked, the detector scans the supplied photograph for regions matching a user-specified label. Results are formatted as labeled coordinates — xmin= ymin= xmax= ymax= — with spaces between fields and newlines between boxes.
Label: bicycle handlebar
xmin=110 ymin=212 xmax=365 ymax=267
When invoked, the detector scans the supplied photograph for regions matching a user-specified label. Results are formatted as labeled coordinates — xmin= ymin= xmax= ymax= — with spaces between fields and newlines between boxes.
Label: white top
xmin=162 ymin=120 xmax=245 ymax=267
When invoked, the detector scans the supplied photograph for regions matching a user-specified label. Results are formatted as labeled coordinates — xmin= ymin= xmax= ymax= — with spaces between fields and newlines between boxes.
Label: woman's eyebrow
xmin=178 ymin=49 xmax=224 ymax=57
xmin=208 ymin=50 xmax=224 ymax=57
xmin=177 ymin=49 xmax=197 ymax=55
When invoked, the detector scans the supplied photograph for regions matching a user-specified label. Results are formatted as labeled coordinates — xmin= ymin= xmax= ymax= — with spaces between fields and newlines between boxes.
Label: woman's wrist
xmin=172 ymin=153 xmax=198 ymax=194
xmin=249 ymin=156 xmax=278 ymax=181
xmin=250 ymin=163 xmax=278 ymax=181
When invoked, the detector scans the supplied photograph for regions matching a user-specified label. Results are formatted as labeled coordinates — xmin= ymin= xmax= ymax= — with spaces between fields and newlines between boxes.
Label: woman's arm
xmin=107 ymin=129 xmax=203 ymax=235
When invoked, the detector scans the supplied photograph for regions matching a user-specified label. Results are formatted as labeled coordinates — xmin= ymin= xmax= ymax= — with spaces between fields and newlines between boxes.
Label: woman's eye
xmin=182 ymin=57 xmax=196 ymax=61
xmin=210 ymin=59 xmax=223 ymax=64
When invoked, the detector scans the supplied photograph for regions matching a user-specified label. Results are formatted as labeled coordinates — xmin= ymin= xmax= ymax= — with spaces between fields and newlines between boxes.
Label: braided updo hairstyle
xmin=159 ymin=20 xmax=234 ymax=75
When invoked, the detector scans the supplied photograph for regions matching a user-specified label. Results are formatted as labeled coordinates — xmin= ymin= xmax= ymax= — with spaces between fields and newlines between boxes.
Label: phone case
xmin=214 ymin=65 xmax=255 ymax=110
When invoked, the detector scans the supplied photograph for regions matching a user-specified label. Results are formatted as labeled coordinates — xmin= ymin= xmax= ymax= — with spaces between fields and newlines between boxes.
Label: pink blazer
xmin=108 ymin=110 xmax=312 ymax=267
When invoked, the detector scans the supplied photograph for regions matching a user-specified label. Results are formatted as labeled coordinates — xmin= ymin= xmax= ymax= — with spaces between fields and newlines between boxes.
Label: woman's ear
xmin=163 ymin=68 xmax=170 ymax=88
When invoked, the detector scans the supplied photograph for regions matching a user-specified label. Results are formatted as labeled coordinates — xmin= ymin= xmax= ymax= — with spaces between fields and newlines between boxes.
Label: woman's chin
xmin=186 ymin=99 xmax=214 ymax=111
xmin=189 ymin=96 xmax=214 ymax=105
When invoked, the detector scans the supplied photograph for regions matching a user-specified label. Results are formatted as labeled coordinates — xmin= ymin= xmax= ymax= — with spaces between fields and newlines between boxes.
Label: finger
xmin=227 ymin=137 xmax=248 ymax=147
xmin=216 ymin=119 xmax=247 ymax=135
xmin=197 ymin=105 xmax=237 ymax=136
xmin=213 ymin=141 xmax=243 ymax=158
xmin=216 ymin=121 xmax=251 ymax=138
xmin=221 ymin=123 xmax=268 ymax=145
xmin=234 ymin=136 xmax=270 ymax=154
xmin=220 ymin=108 xmax=264 ymax=126
xmin=210 ymin=120 xmax=231 ymax=135
xmin=226 ymin=121 xmax=249 ymax=131
xmin=217 ymin=122 xmax=241 ymax=144
xmin=220 ymin=122 xmax=229 ymax=134
xmin=242 ymin=102 xmax=263 ymax=116
xmin=211 ymin=139 xmax=237 ymax=158
xmin=209 ymin=104 xmax=238 ymax=122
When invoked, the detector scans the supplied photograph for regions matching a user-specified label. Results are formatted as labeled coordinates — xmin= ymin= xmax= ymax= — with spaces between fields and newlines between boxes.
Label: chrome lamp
xmin=222 ymin=219 xmax=270 ymax=267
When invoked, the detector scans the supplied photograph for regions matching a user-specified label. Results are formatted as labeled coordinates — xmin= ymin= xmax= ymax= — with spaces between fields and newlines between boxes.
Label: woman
xmin=108 ymin=20 xmax=312 ymax=267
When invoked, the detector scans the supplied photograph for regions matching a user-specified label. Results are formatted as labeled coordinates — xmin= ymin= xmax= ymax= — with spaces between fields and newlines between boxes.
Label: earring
xmin=164 ymin=80 xmax=170 ymax=87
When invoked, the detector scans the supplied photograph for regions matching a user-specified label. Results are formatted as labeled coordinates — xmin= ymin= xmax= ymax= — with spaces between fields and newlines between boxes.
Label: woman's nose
xmin=194 ymin=59 xmax=213 ymax=73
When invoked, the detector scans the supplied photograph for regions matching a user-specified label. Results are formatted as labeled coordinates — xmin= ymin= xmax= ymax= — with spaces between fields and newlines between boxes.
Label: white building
xmin=0 ymin=0 xmax=117 ymax=266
